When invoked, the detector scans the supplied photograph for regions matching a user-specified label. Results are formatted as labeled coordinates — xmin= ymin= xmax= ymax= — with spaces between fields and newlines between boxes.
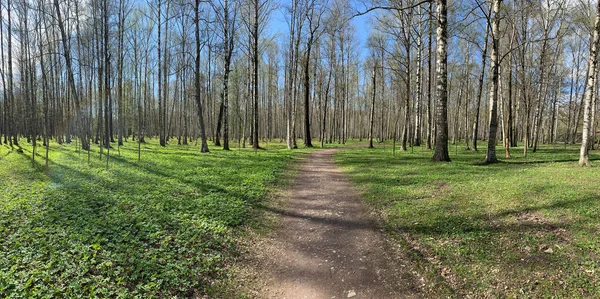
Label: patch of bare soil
xmin=240 ymin=148 xmax=426 ymax=299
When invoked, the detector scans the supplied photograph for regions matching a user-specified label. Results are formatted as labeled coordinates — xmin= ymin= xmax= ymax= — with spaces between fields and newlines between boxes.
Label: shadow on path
xmin=253 ymin=148 xmax=423 ymax=299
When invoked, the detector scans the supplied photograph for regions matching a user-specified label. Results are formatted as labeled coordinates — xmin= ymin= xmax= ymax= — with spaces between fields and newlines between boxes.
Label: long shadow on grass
xmin=108 ymin=153 xmax=271 ymax=205
xmin=335 ymin=146 xmax=600 ymax=295
xmin=496 ymin=157 xmax=600 ymax=165
xmin=60 ymin=146 xmax=288 ymax=194
xmin=383 ymin=197 xmax=584 ymax=234
xmin=4 ymin=147 xmax=258 ymax=296
xmin=22 ymin=149 xmax=254 ymax=244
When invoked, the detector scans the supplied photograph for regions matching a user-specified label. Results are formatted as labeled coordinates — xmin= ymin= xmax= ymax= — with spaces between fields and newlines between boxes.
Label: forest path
xmin=247 ymin=147 xmax=423 ymax=299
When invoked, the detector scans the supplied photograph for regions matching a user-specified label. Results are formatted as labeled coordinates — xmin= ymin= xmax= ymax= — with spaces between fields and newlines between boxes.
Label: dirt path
xmin=247 ymin=148 xmax=423 ymax=299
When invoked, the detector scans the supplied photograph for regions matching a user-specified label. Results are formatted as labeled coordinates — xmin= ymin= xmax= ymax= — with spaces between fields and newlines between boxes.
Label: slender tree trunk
xmin=401 ymin=22 xmax=411 ymax=151
xmin=53 ymin=0 xmax=90 ymax=151
xmin=532 ymin=32 xmax=550 ymax=152
xmin=322 ymin=69 xmax=332 ymax=148
xmin=163 ymin=4 xmax=170 ymax=143
xmin=590 ymin=73 xmax=598 ymax=150
xmin=222 ymin=0 xmax=233 ymax=151
xmin=6 ymin=0 xmax=15 ymax=148
xmin=472 ymin=15 xmax=491 ymax=152
xmin=432 ymin=0 xmax=451 ymax=162
xmin=426 ymin=1 xmax=434 ymax=150
xmin=485 ymin=0 xmax=501 ymax=164
xmin=566 ymin=63 xmax=576 ymax=145
xmin=579 ymin=0 xmax=600 ymax=167
xmin=507 ymin=32 xmax=515 ymax=149
xmin=0 ymin=2 xmax=6 ymax=146
xmin=550 ymin=85 xmax=558 ymax=144
xmin=39 ymin=25 xmax=49 ymax=170
xmin=464 ymin=44 xmax=471 ymax=150
xmin=135 ymin=38 xmax=142 ymax=160
xmin=285 ymin=2 xmax=297 ymax=150
xmin=215 ymin=104 xmax=224 ymax=146
xmin=195 ymin=0 xmax=209 ymax=152
xmin=251 ymin=0 xmax=260 ymax=149
xmin=104 ymin=0 xmax=111 ymax=169
xmin=369 ymin=61 xmax=377 ymax=148
xmin=117 ymin=0 xmax=125 ymax=146
xmin=414 ymin=22 xmax=423 ymax=147
xmin=304 ymin=37 xmax=315 ymax=147
xmin=158 ymin=0 xmax=165 ymax=146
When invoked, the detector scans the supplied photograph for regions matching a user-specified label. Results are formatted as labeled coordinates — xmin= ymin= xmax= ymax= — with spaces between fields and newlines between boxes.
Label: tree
xmin=578 ymin=0 xmax=600 ymax=167
xmin=6 ymin=0 xmax=15 ymax=148
xmin=53 ymin=0 xmax=90 ymax=151
xmin=284 ymin=0 xmax=303 ymax=149
xmin=414 ymin=6 xmax=425 ymax=147
xmin=369 ymin=59 xmax=377 ymax=149
xmin=213 ymin=0 xmax=237 ymax=151
xmin=117 ymin=0 xmax=127 ymax=147
xmin=432 ymin=0 xmax=451 ymax=162
xmin=302 ymin=0 xmax=325 ymax=147
xmin=472 ymin=5 xmax=492 ymax=152
xmin=157 ymin=0 xmax=165 ymax=146
xmin=242 ymin=0 xmax=273 ymax=150
xmin=484 ymin=0 xmax=502 ymax=164
xmin=195 ymin=0 xmax=209 ymax=152
xmin=426 ymin=1 xmax=434 ymax=150
xmin=531 ymin=0 xmax=564 ymax=152
xmin=399 ymin=6 xmax=413 ymax=151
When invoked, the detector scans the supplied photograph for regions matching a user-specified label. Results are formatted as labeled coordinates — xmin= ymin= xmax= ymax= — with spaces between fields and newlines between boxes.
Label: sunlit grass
xmin=335 ymin=141 xmax=600 ymax=297
xmin=0 ymin=137 xmax=348 ymax=297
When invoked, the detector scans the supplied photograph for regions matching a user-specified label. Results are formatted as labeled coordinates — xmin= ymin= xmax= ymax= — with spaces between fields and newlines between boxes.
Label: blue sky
xmin=266 ymin=2 xmax=372 ymax=61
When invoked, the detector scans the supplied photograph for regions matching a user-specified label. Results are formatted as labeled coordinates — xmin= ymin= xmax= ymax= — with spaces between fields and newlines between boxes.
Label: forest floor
xmin=334 ymin=142 xmax=600 ymax=298
xmin=240 ymin=147 xmax=429 ymax=299
xmin=0 ymin=139 xmax=323 ymax=298
xmin=5 ymin=139 xmax=600 ymax=298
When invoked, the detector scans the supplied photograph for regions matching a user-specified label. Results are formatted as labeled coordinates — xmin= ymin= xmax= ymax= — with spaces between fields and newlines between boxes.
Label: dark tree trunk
xmin=53 ymin=0 xmax=90 ymax=151
xmin=195 ymin=0 xmax=209 ymax=152
xmin=472 ymin=14 xmax=491 ymax=152
xmin=369 ymin=61 xmax=377 ymax=149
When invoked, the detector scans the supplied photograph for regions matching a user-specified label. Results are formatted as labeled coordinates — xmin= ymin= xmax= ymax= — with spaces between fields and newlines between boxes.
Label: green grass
xmin=335 ymin=142 xmax=600 ymax=298
xmin=0 ymin=137 xmax=346 ymax=298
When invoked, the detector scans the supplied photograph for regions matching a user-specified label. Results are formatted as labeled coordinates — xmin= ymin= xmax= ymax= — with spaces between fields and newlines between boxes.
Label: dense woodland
xmin=6 ymin=0 xmax=600 ymax=297
xmin=1 ymin=0 xmax=600 ymax=165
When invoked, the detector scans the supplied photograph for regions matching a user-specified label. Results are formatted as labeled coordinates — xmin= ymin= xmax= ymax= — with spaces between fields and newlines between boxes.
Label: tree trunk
xmin=472 ymin=14 xmax=491 ymax=152
xmin=304 ymin=35 xmax=315 ymax=147
xmin=252 ymin=0 xmax=260 ymax=149
xmin=369 ymin=61 xmax=377 ymax=149
xmin=414 ymin=19 xmax=423 ymax=147
xmin=222 ymin=0 xmax=233 ymax=150
xmin=426 ymin=1 xmax=434 ymax=150
xmin=158 ymin=0 xmax=165 ymax=146
xmin=432 ymin=0 xmax=451 ymax=162
xmin=579 ymin=0 xmax=600 ymax=167
xmin=53 ymin=0 xmax=89 ymax=151
xmin=195 ymin=0 xmax=209 ymax=152
xmin=117 ymin=0 xmax=125 ymax=146
xmin=401 ymin=19 xmax=411 ymax=151
xmin=485 ymin=0 xmax=501 ymax=164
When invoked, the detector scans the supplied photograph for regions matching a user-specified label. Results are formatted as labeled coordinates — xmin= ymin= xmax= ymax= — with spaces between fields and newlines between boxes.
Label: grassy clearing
xmin=0 ymin=138 xmax=343 ymax=298
xmin=335 ymin=142 xmax=600 ymax=298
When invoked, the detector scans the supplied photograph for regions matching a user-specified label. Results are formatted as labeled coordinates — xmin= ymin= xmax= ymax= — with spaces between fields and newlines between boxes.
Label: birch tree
xmin=578 ymin=0 xmax=600 ymax=166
